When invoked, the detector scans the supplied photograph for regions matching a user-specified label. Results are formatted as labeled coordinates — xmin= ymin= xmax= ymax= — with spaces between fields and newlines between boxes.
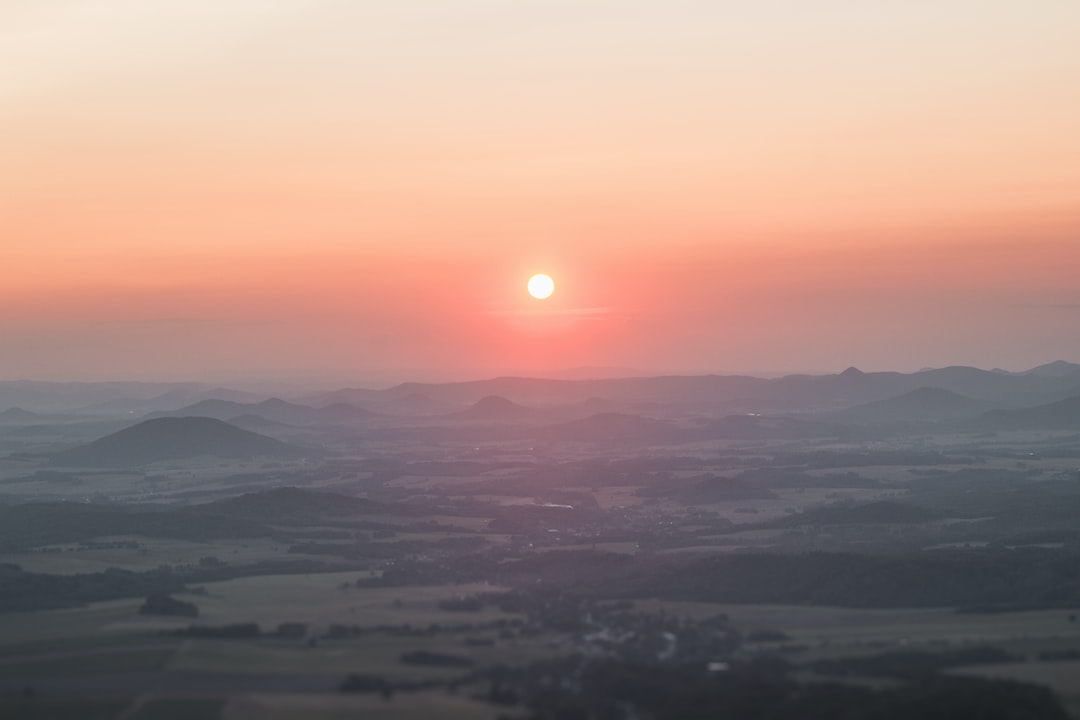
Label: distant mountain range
xmin=31 ymin=390 xmax=1080 ymax=464
xmin=831 ymin=387 xmax=1080 ymax=431
xmin=1021 ymin=360 xmax=1080 ymax=378
xmin=4 ymin=361 xmax=1080 ymax=421
xmin=447 ymin=395 xmax=536 ymax=422
xmin=51 ymin=417 xmax=314 ymax=468
xmin=308 ymin=362 xmax=1080 ymax=415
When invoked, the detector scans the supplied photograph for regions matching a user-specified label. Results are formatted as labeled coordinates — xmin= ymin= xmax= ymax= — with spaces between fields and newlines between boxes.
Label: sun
xmin=527 ymin=273 xmax=555 ymax=300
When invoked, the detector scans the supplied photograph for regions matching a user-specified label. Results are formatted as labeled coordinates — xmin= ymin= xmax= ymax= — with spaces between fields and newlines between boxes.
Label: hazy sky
xmin=3 ymin=1 xmax=1079 ymax=383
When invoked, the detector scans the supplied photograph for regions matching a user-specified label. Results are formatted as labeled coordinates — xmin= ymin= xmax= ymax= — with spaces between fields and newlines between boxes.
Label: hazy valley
xmin=2 ymin=363 xmax=1080 ymax=718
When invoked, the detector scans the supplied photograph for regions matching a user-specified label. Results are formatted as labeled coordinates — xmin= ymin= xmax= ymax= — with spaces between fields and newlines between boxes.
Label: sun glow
xmin=527 ymin=273 xmax=555 ymax=300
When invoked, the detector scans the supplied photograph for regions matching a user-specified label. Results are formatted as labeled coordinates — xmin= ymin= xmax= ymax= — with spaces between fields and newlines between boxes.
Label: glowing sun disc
xmin=527 ymin=273 xmax=555 ymax=299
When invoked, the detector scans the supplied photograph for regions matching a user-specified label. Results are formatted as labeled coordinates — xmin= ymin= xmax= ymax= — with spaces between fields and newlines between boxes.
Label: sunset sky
xmin=3 ymin=1 xmax=1079 ymax=384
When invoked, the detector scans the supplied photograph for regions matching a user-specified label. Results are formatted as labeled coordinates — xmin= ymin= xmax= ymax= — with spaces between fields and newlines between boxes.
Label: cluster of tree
xmin=0 ymin=558 xmax=348 ymax=614
xmin=288 ymin=535 xmax=486 ymax=560
xmin=487 ymin=656 xmax=1068 ymax=720
xmin=809 ymin=646 xmax=1019 ymax=681
xmin=138 ymin=593 xmax=198 ymax=618
xmin=340 ymin=673 xmax=393 ymax=698
xmin=439 ymin=588 xmax=739 ymax=662
xmin=168 ymin=623 xmax=260 ymax=638
xmin=606 ymin=549 xmax=1080 ymax=608
xmin=0 ymin=564 xmax=187 ymax=613
xmin=78 ymin=539 xmax=141 ymax=550
xmin=322 ymin=618 xmax=522 ymax=640
xmin=339 ymin=672 xmax=452 ymax=699
xmin=399 ymin=650 xmax=474 ymax=667
xmin=0 ymin=487 xmax=404 ymax=552
xmin=0 ymin=502 xmax=268 ymax=551
xmin=371 ymin=547 xmax=1080 ymax=610
xmin=744 ymin=629 xmax=791 ymax=643
xmin=1038 ymin=649 xmax=1080 ymax=661
xmin=275 ymin=622 xmax=308 ymax=638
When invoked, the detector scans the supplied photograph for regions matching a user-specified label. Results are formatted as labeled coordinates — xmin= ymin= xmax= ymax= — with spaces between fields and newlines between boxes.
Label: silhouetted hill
xmin=52 ymin=417 xmax=312 ymax=467
xmin=836 ymin=387 xmax=987 ymax=422
xmin=450 ymin=395 xmax=535 ymax=422
xmin=254 ymin=398 xmax=322 ymax=424
xmin=314 ymin=402 xmax=375 ymax=423
xmin=0 ymin=407 xmax=46 ymax=424
xmin=909 ymin=366 xmax=1023 ymax=402
xmin=1024 ymin=360 xmax=1080 ymax=378
xmin=977 ymin=395 xmax=1080 ymax=431
xmin=227 ymin=414 xmax=290 ymax=432
xmin=150 ymin=399 xmax=250 ymax=420
xmin=299 ymin=386 xmax=383 ymax=409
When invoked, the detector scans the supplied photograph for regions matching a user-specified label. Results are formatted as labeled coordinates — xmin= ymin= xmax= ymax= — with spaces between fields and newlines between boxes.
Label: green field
xmin=168 ymin=631 xmax=556 ymax=678
xmin=0 ymin=598 xmax=147 ymax=649
xmin=0 ymin=572 xmax=515 ymax=650
xmin=162 ymin=574 xmax=511 ymax=631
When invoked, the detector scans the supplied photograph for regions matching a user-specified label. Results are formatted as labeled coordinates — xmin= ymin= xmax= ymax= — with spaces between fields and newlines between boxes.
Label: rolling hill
xmin=835 ymin=387 xmax=988 ymax=422
xmin=448 ymin=395 xmax=536 ymax=422
xmin=0 ymin=407 xmax=46 ymax=424
xmin=52 ymin=417 xmax=313 ymax=467
xmin=976 ymin=395 xmax=1080 ymax=431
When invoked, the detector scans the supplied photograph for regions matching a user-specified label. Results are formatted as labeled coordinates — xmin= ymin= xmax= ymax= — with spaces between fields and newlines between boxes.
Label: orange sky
xmin=2 ymin=1 xmax=1079 ymax=383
